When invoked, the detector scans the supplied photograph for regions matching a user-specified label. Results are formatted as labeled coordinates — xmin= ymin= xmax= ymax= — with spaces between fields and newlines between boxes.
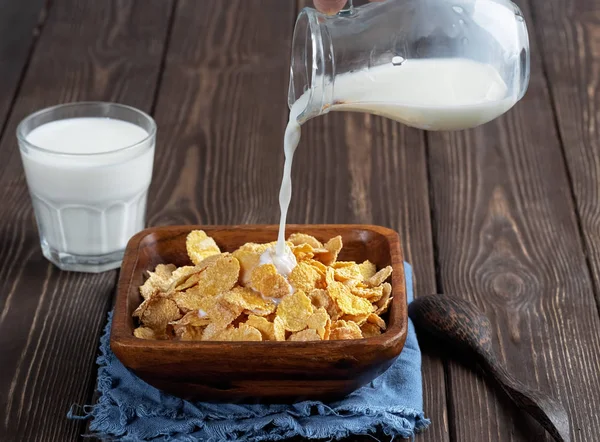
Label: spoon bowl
xmin=409 ymin=295 xmax=570 ymax=442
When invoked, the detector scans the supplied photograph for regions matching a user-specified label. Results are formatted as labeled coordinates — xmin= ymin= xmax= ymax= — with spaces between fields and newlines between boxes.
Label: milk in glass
xmin=18 ymin=110 xmax=155 ymax=272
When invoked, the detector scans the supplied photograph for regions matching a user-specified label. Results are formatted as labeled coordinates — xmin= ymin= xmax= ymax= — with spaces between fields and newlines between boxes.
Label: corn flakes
xmin=166 ymin=265 xmax=202 ymax=292
xmin=133 ymin=326 xmax=157 ymax=340
xmin=171 ymin=310 xmax=211 ymax=328
xmin=341 ymin=313 xmax=370 ymax=326
xmin=206 ymin=298 xmax=242 ymax=326
xmin=171 ymin=286 xmax=216 ymax=312
xmin=155 ymin=263 xmax=177 ymax=279
xmin=287 ymin=233 xmax=322 ymax=248
xmin=350 ymin=285 xmax=384 ymax=302
xmin=133 ymin=230 xmax=393 ymax=342
xmin=186 ymin=230 xmax=221 ymax=265
xmin=358 ymin=260 xmax=377 ymax=281
xmin=367 ymin=313 xmax=387 ymax=330
xmin=195 ymin=254 xmax=240 ymax=297
xmin=291 ymin=243 xmax=315 ymax=261
xmin=169 ymin=314 xmax=207 ymax=340
xmin=177 ymin=326 xmax=205 ymax=341
xmin=251 ymin=264 xmax=291 ymax=298
xmin=367 ymin=265 xmax=393 ymax=287
xmin=273 ymin=316 xmax=287 ymax=341
xmin=307 ymin=288 xmax=340 ymax=320
xmin=133 ymin=296 xmax=181 ymax=332
xmin=210 ymin=323 xmax=263 ymax=341
xmin=313 ymin=236 xmax=342 ymax=265
xmin=139 ymin=263 xmax=177 ymax=299
xmin=289 ymin=261 xmax=323 ymax=292
xmin=375 ymin=282 xmax=393 ymax=315
xmin=306 ymin=259 xmax=327 ymax=274
xmin=333 ymin=262 xmax=362 ymax=283
xmin=306 ymin=307 xmax=329 ymax=339
xmin=221 ymin=286 xmax=276 ymax=316
xmin=232 ymin=242 xmax=271 ymax=285
xmin=326 ymin=268 xmax=374 ymax=316
xmin=329 ymin=320 xmax=363 ymax=340
xmin=175 ymin=272 xmax=203 ymax=292
xmin=276 ymin=290 xmax=313 ymax=332
xmin=360 ymin=322 xmax=382 ymax=338
xmin=246 ymin=314 xmax=278 ymax=341
xmin=201 ymin=322 xmax=227 ymax=340
xmin=289 ymin=329 xmax=321 ymax=341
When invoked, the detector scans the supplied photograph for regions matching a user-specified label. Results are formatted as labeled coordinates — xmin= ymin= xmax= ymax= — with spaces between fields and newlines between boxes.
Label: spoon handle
xmin=482 ymin=359 xmax=571 ymax=442
xmin=409 ymin=295 xmax=570 ymax=442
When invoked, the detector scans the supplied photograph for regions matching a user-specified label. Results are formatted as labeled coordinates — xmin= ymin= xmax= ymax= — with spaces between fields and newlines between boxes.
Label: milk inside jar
xmin=325 ymin=58 xmax=514 ymax=130
xmin=18 ymin=106 xmax=156 ymax=273
xmin=295 ymin=58 xmax=514 ymax=129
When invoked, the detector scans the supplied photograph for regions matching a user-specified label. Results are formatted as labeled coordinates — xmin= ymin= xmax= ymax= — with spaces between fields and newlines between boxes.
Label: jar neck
xmin=288 ymin=8 xmax=335 ymax=123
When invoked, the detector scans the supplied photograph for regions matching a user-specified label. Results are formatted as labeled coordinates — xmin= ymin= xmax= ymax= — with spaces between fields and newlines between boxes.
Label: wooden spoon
xmin=408 ymin=295 xmax=570 ymax=442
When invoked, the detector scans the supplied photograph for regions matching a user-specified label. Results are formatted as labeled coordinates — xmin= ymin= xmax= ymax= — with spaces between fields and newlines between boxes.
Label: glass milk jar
xmin=17 ymin=102 xmax=156 ymax=273
xmin=289 ymin=0 xmax=530 ymax=130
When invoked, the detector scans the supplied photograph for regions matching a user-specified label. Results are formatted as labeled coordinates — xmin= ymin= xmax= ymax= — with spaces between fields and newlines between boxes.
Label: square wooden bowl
xmin=111 ymin=224 xmax=407 ymax=402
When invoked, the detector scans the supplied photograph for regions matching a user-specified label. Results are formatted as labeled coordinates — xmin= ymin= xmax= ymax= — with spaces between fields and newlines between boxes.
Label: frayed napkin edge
xmin=69 ymin=307 xmax=430 ymax=442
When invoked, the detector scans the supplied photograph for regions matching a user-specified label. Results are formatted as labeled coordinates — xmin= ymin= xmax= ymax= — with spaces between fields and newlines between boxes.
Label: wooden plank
xmin=426 ymin=0 xmax=600 ymax=440
xmin=0 ymin=1 xmax=173 ymax=441
xmin=147 ymin=0 xmax=295 ymax=227
xmin=293 ymin=1 xmax=449 ymax=440
xmin=0 ymin=0 xmax=46 ymax=137
xmin=528 ymin=0 xmax=600 ymax=301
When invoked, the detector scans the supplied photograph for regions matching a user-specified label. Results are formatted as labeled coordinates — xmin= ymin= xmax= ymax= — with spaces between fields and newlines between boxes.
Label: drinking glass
xmin=17 ymin=102 xmax=156 ymax=273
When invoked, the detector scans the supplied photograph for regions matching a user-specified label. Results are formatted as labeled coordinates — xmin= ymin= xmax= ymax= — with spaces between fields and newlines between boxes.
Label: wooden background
xmin=1 ymin=0 xmax=599 ymax=441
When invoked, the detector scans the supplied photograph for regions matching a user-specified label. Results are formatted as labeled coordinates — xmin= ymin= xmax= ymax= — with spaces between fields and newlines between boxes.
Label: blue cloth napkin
xmin=70 ymin=263 xmax=429 ymax=441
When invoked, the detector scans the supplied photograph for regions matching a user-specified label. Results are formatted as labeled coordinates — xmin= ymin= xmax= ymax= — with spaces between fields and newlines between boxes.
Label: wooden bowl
xmin=111 ymin=224 xmax=407 ymax=402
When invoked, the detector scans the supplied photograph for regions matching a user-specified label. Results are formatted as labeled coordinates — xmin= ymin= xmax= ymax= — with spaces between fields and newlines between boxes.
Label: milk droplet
xmin=392 ymin=55 xmax=405 ymax=66
xmin=452 ymin=5 xmax=464 ymax=13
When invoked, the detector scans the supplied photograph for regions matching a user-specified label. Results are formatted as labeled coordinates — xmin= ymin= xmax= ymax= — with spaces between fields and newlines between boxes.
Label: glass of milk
xmin=17 ymin=102 xmax=156 ymax=273
xmin=289 ymin=0 xmax=530 ymax=130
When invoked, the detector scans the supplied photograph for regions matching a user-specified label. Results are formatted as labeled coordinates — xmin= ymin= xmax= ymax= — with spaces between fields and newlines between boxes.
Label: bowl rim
xmin=111 ymin=224 xmax=407 ymax=351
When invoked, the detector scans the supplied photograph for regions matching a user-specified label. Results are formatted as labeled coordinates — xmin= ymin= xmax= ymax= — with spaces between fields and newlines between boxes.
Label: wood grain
xmin=147 ymin=0 xmax=295 ymax=228
xmin=0 ymin=0 xmax=46 ymax=145
xmin=528 ymin=0 xmax=600 ymax=305
xmin=0 ymin=1 xmax=173 ymax=441
xmin=426 ymin=0 xmax=600 ymax=440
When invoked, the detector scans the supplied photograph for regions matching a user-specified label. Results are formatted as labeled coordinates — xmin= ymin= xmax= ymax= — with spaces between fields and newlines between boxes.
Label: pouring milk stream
xmin=265 ymin=0 xmax=530 ymax=268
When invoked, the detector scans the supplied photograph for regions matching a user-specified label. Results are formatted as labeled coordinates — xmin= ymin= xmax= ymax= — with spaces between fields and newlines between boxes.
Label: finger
xmin=314 ymin=0 xmax=348 ymax=14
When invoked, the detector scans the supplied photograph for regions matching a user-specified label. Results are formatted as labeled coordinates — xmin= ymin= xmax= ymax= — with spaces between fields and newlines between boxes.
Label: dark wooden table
xmin=1 ymin=0 xmax=599 ymax=441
